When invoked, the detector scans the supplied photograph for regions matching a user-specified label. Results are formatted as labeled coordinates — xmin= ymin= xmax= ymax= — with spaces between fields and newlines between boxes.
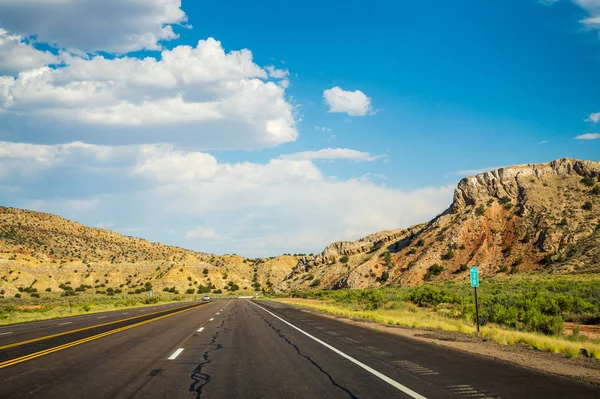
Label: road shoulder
xmin=268 ymin=299 xmax=600 ymax=386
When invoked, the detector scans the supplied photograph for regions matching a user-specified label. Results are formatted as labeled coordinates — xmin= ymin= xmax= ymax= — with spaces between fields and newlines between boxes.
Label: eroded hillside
xmin=0 ymin=208 xmax=298 ymax=296
xmin=281 ymin=158 xmax=600 ymax=290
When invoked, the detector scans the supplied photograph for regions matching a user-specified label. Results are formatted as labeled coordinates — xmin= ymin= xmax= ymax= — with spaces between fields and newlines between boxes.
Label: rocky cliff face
xmin=281 ymin=158 xmax=600 ymax=290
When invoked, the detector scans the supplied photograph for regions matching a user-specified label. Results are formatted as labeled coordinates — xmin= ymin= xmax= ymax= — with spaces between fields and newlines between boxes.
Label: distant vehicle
xmin=202 ymin=295 xmax=210 ymax=301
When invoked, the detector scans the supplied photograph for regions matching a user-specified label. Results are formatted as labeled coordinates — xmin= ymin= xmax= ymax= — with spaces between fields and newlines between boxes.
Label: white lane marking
xmin=0 ymin=331 xmax=13 ymax=336
xmin=58 ymin=322 xmax=72 ymax=326
xmin=251 ymin=301 xmax=427 ymax=399
xmin=209 ymin=318 xmax=214 ymax=321
xmin=139 ymin=310 xmax=145 ymax=312
xmin=97 ymin=316 xmax=106 ymax=319
xmin=122 ymin=312 xmax=129 ymax=315
xmin=168 ymin=348 xmax=184 ymax=360
xmin=216 ymin=312 xmax=220 ymax=315
xmin=197 ymin=327 xmax=205 ymax=332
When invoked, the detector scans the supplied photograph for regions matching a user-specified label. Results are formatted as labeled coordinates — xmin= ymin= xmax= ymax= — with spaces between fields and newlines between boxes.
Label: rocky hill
xmin=0 ymin=208 xmax=298 ymax=296
xmin=280 ymin=158 xmax=600 ymax=290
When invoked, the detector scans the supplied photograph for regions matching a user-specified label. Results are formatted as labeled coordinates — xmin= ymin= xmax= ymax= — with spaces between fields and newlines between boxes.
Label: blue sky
xmin=0 ymin=0 xmax=598 ymax=256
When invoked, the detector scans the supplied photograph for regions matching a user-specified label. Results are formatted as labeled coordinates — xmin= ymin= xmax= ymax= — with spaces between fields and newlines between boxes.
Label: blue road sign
xmin=470 ymin=266 xmax=479 ymax=287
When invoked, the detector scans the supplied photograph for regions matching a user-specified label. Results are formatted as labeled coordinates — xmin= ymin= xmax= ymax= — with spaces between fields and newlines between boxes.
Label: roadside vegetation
xmin=0 ymin=293 xmax=192 ymax=325
xmin=271 ymin=273 xmax=600 ymax=359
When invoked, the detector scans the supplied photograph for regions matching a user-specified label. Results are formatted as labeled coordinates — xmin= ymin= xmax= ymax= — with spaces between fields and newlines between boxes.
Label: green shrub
xmin=202 ymin=268 xmax=209 ymax=275
xmin=14 ymin=293 xmax=21 ymax=298
xmin=409 ymin=285 xmax=457 ymax=307
xmin=380 ymin=271 xmax=390 ymax=282
xmin=459 ymin=264 xmax=468 ymax=272
xmin=499 ymin=265 xmax=508 ymax=273
xmin=583 ymin=201 xmax=593 ymax=211
xmin=45 ymin=288 xmax=51 ymax=292
xmin=581 ymin=176 xmax=596 ymax=187
xmin=592 ymin=185 xmax=600 ymax=195
xmin=340 ymin=256 xmax=349 ymax=263
xmin=443 ymin=249 xmax=455 ymax=260
xmin=415 ymin=239 xmax=425 ymax=247
xmin=424 ymin=264 xmax=444 ymax=281
xmin=475 ymin=204 xmax=486 ymax=216
xmin=310 ymin=279 xmax=321 ymax=287
xmin=186 ymin=288 xmax=195 ymax=294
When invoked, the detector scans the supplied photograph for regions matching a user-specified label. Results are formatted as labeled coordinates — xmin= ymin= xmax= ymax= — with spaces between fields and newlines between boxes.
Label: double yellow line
xmin=0 ymin=302 xmax=207 ymax=369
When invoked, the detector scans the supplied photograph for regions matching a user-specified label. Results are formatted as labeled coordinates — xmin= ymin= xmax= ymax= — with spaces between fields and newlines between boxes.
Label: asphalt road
xmin=0 ymin=299 xmax=598 ymax=399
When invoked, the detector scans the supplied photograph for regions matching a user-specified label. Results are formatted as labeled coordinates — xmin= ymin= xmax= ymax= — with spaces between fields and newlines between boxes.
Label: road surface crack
xmin=254 ymin=307 xmax=358 ymax=399
xmin=189 ymin=305 xmax=234 ymax=398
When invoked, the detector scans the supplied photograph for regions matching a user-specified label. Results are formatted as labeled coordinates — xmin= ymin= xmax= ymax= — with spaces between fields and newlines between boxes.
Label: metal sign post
xmin=470 ymin=266 xmax=480 ymax=333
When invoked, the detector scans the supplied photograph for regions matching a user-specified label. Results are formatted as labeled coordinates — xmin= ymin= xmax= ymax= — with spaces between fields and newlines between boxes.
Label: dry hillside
xmin=281 ymin=158 xmax=600 ymax=290
xmin=0 ymin=208 xmax=298 ymax=296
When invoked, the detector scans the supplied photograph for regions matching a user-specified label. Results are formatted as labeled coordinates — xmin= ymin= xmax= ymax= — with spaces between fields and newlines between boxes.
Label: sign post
xmin=470 ymin=266 xmax=480 ymax=333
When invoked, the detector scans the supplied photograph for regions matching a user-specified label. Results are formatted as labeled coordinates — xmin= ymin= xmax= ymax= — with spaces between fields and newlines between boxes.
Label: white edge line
xmin=209 ymin=318 xmax=214 ymax=321
xmin=168 ymin=348 xmax=184 ymax=360
xmin=197 ymin=327 xmax=205 ymax=332
xmin=0 ymin=331 xmax=13 ymax=336
xmin=250 ymin=301 xmax=427 ymax=399
xmin=58 ymin=322 xmax=72 ymax=326
xmin=216 ymin=313 xmax=220 ymax=315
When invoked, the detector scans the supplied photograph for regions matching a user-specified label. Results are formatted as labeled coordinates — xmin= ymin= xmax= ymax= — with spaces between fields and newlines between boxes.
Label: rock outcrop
xmin=282 ymin=158 xmax=600 ymax=290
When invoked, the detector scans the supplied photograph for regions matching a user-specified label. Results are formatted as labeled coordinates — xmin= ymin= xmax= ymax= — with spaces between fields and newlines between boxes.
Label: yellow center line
xmin=0 ymin=302 xmax=208 ymax=369
xmin=0 ymin=302 xmax=202 ymax=351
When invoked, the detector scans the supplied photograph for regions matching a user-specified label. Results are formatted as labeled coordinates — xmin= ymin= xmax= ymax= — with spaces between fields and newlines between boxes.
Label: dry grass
xmin=0 ymin=295 xmax=187 ymax=326
xmin=272 ymin=298 xmax=600 ymax=359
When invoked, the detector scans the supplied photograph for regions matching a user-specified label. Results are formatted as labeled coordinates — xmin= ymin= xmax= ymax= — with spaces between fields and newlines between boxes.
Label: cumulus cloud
xmin=266 ymin=66 xmax=289 ymax=79
xmin=281 ymin=148 xmax=382 ymax=162
xmin=574 ymin=133 xmax=600 ymax=139
xmin=586 ymin=112 xmax=600 ymax=123
xmin=5 ymin=141 xmax=454 ymax=256
xmin=134 ymin=144 xmax=219 ymax=182
xmin=0 ymin=38 xmax=297 ymax=149
xmin=0 ymin=29 xmax=57 ymax=75
xmin=323 ymin=86 xmax=372 ymax=116
xmin=0 ymin=0 xmax=188 ymax=54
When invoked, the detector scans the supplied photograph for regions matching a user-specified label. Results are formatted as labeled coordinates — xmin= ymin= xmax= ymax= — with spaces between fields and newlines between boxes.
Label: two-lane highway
xmin=0 ymin=299 xmax=598 ymax=398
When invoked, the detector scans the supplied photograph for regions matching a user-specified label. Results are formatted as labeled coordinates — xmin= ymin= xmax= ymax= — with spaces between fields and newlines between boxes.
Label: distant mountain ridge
xmin=280 ymin=158 xmax=600 ymax=290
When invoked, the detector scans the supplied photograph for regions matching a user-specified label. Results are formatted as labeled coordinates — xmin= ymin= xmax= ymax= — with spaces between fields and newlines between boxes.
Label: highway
xmin=0 ymin=299 xmax=598 ymax=399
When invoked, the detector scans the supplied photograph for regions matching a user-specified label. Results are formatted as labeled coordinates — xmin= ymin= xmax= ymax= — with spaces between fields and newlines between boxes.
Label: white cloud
xmin=539 ymin=140 xmax=549 ymax=144
xmin=574 ymin=133 xmax=600 ymax=139
xmin=0 ymin=38 xmax=297 ymax=149
xmin=134 ymin=144 xmax=218 ymax=182
xmin=586 ymin=112 xmax=600 ymax=123
xmin=323 ymin=86 xmax=372 ymax=116
xmin=5 ymin=141 xmax=454 ymax=256
xmin=314 ymin=126 xmax=332 ymax=133
xmin=185 ymin=226 xmax=218 ymax=239
xmin=266 ymin=66 xmax=289 ymax=79
xmin=0 ymin=0 xmax=188 ymax=54
xmin=0 ymin=29 xmax=57 ymax=75
xmin=282 ymin=148 xmax=382 ymax=162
